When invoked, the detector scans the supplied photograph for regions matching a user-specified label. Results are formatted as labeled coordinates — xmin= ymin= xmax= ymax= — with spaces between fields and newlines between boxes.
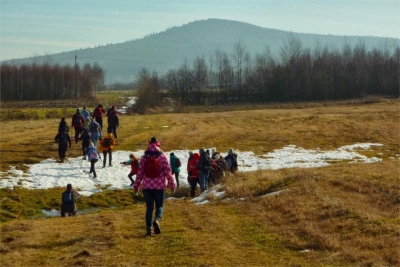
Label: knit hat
xmin=170 ymin=152 xmax=174 ymax=156
xmin=149 ymin=137 xmax=161 ymax=147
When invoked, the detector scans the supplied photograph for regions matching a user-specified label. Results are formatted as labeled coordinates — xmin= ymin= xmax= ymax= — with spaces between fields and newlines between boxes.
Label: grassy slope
xmin=0 ymin=99 xmax=399 ymax=266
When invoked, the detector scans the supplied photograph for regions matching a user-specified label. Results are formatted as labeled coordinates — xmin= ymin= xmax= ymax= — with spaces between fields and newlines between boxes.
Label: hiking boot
xmin=130 ymin=182 xmax=134 ymax=186
xmin=153 ymin=219 xmax=161 ymax=234
xmin=109 ymin=164 xmax=113 ymax=167
xmin=145 ymin=229 xmax=152 ymax=236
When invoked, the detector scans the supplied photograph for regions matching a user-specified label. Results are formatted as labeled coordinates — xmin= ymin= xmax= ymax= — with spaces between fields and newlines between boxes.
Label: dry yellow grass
xmin=0 ymin=99 xmax=399 ymax=266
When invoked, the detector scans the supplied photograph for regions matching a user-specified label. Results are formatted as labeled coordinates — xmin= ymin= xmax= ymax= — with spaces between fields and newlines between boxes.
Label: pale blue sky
xmin=1 ymin=0 xmax=399 ymax=61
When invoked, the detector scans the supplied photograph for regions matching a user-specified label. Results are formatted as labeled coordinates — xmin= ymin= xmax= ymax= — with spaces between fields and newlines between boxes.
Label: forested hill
xmin=2 ymin=18 xmax=399 ymax=85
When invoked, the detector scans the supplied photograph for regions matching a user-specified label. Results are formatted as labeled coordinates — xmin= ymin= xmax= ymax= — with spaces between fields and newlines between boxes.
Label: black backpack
xmin=63 ymin=191 xmax=73 ymax=204
xmin=73 ymin=114 xmax=82 ymax=125
xmin=108 ymin=111 xmax=117 ymax=125
xmin=58 ymin=133 xmax=67 ymax=145
xmin=103 ymin=138 xmax=111 ymax=148
xmin=174 ymin=157 xmax=181 ymax=168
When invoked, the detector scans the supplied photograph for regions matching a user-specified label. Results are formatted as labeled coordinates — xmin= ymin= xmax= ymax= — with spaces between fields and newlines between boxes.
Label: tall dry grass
xmin=0 ymin=99 xmax=399 ymax=266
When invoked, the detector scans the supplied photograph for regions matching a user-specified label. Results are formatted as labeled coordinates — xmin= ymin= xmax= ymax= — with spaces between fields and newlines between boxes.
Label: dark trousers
xmin=103 ymin=149 xmax=112 ymax=167
xmin=188 ymin=178 xmax=199 ymax=197
xmin=58 ymin=146 xmax=67 ymax=160
xmin=107 ymin=126 xmax=117 ymax=138
xmin=82 ymin=146 xmax=88 ymax=157
xmin=128 ymin=172 xmax=136 ymax=183
xmin=74 ymin=127 xmax=82 ymax=143
xmin=96 ymin=118 xmax=103 ymax=129
xmin=172 ymin=171 xmax=180 ymax=188
xmin=90 ymin=159 xmax=98 ymax=177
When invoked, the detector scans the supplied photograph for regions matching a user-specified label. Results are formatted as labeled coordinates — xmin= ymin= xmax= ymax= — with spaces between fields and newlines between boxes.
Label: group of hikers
xmin=57 ymin=105 xmax=239 ymax=236
xmin=54 ymin=104 xmax=119 ymax=169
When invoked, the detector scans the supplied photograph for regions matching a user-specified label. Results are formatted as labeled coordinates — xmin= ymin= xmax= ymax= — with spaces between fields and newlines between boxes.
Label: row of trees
xmin=138 ymin=36 xmax=399 ymax=108
xmin=1 ymin=62 xmax=104 ymax=101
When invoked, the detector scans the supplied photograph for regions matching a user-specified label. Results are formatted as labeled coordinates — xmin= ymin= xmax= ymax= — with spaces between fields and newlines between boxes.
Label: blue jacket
xmin=87 ymin=146 xmax=100 ymax=161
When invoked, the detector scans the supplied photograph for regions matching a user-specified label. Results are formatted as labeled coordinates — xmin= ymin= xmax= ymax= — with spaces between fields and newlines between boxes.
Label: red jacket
xmin=187 ymin=153 xmax=200 ymax=179
xmin=122 ymin=159 xmax=139 ymax=174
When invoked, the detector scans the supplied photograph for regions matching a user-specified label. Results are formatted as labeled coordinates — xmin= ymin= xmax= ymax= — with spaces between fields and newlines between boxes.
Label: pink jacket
xmin=133 ymin=143 xmax=176 ymax=191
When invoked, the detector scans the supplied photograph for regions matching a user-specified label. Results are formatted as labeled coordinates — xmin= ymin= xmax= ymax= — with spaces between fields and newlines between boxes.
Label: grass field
xmin=0 ymin=98 xmax=399 ymax=266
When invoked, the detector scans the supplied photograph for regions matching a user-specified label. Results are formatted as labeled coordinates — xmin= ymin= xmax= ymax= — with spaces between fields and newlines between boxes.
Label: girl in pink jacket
xmin=133 ymin=137 xmax=176 ymax=236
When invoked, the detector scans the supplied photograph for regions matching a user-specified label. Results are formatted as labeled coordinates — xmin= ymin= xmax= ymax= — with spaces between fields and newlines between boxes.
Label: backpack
xmin=73 ymin=114 xmax=82 ymax=125
xmin=58 ymin=133 xmax=67 ymax=145
xmin=108 ymin=111 xmax=117 ymax=125
xmin=144 ymin=155 xmax=160 ymax=178
xmin=63 ymin=192 xmax=73 ymax=204
xmin=59 ymin=121 xmax=69 ymax=133
xmin=174 ymin=157 xmax=181 ymax=168
xmin=103 ymin=138 xmax=111 ymax=148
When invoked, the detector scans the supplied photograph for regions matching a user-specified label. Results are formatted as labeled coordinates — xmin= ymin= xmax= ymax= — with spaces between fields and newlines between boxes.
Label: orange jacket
xmin=98 ymin=133 xmax=115 ymax=151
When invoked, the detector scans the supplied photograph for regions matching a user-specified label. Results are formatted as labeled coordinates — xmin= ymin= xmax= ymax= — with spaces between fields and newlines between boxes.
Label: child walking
xmin=86 ymin=141 xmax=100 ymax=178
xmin=121 ymin=154 xmax=139 ymax=186
xmin=98 ymin=133 xmax=116 ymax=168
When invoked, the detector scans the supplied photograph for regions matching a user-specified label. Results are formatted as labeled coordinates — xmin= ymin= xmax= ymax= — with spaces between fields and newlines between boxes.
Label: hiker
xmin=197 ymin=147 xmax=211 ymax=193
xmin=86 ymin=141 xmax=100 ymax=178
xmin=93 ymin=104 xmax=105 ymax=129
xmin=212 ymin=152 xmax=229 ymax=184
xmin=83 ymin=115 xmax=91 ymax=131
xmin=133 ymin=137 xmax=176 ymax=236
xmin=55 ymin=129 xmax=72 ymax=163
xmin=71 ymin=108 xmax=85 ymax=144
xmin=98 ymin=133 xmax=116 ymax=167
xmin=88 ymin=118 xmax=102 ymax=148
xmin=81 ymin=106 xmax=90 ymax=121
xmin=121 ymin=154 xmax=139 ymax=186
xmin=209 ymin=156 xmax=219 ymax=187
xmin=187 ymin=151 xmax=200 ymax=197
xmin=78 ymin=128 xmax=91 ymax=160
xmin=58 ymin=117 xmax=69 ymax=133
xmin=169 ymin=152 xmax=181 ymax=188
xmin=107 ymin=105 xmax=119 ymax=138
xmin=224 ymin=148 xmax=238 ymax=173
xmin=61 ymin=183 xmax=81 ymax=217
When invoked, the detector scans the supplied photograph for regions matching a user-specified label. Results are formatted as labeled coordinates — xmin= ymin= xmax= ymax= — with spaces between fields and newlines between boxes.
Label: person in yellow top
xmin=98 ymin=132 xmax=116 ymax=168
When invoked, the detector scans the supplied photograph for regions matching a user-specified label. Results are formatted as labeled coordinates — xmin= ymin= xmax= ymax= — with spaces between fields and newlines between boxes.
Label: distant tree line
xmin=136 ymin=35 xmax=399 ymax=110
xmin=1 ymin=61 xmax=105 ymax=101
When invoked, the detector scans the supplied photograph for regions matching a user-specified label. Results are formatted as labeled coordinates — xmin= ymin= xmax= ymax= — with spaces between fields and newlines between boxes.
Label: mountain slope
xmin=2 ymin=18 xmax=399 ymax=84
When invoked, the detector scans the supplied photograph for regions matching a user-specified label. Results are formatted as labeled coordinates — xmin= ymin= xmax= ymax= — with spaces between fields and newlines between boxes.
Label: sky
xmin=1 ymin=0 xmax=399 ymax=61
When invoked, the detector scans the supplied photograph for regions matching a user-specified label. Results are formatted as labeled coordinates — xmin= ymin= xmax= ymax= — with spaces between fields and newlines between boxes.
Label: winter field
xmin=0 ymin=99 xmax=399 ymax=266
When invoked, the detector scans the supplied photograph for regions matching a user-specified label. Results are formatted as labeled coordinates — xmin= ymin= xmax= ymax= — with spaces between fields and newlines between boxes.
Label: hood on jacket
xmin=192 ymin=153 xmax=200 ymax=161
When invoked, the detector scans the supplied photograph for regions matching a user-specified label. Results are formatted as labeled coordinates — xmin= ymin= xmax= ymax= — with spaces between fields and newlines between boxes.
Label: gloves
xmin=134 ymin=190 xmax=139 ymax=196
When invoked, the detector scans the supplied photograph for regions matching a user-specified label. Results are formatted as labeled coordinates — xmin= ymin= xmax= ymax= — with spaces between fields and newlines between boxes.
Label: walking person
xmin=224 ymin=148 xmax=238 ymax=173
xmin=107 ymin=105 xmax=119 ymax=138
xmin=86 ymin=141 xmax=100 ymax=178
xmin=88 ymin=118 xmax=102 ymax=148
xmin=71 ymin=108 xmax=85 ymax=144
xmin=187 ymin=151 xmax=200 ymax=197
xmin=93 ymin=104 xmax=105 ymax=129
xmin=78 ymin=128 xmax=91 ymax=160
xmin=60 ymin=183 xmax=81 ymax=217
xmin=169 ymin=152 xmax=181 ymax=188
xmin=197 ymin=147 xmax=211 ymax=193
xmin=98 ymin=133 xmax=115 ymax=167
xmin=58 ymin=117 xmax=69 ymax=133
xmin=81 ymin=106 xmax=90 ymax=121
xmin=121 ymin=154 xmax=139 ymax=186
xmin=133 ymin=137 xmax=176 ymax=236
xmin=55 ymin=129 xmax=72 ymax=163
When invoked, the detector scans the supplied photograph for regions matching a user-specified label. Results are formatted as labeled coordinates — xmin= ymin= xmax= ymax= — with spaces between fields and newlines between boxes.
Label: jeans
xmin=143 ymin=189 xmax=165 ymax=229
xmin=199 ymin=171 xmax=209 ymax=193
xmin=91 ymin=135 xmax=100 ymax=148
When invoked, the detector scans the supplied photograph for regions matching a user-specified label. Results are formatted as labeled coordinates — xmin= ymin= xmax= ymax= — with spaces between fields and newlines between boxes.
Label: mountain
xmin=2 ymin=18 xmax=399 ymax=85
